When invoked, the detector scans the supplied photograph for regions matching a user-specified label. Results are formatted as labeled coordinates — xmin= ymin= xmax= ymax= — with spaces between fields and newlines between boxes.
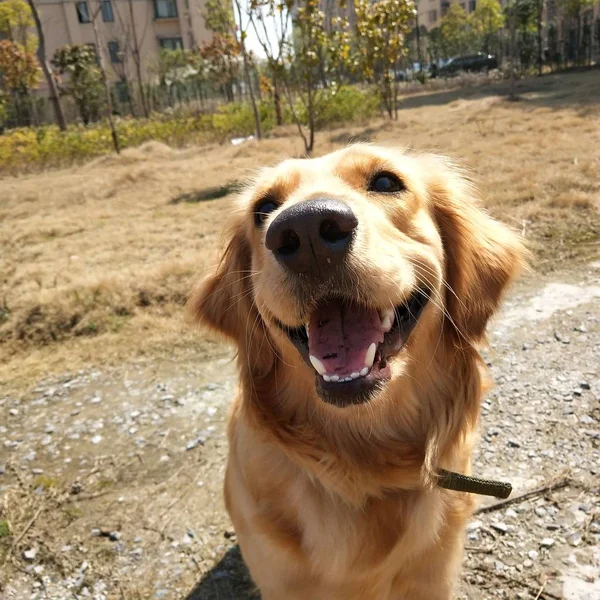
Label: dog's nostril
xmin=319 ymin=219 xmax=352 ymax=244
xmin=277 ymin=230 xmax=301 ymax=256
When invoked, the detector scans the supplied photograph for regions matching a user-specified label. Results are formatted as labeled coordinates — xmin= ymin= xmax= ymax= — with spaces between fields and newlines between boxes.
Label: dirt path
xmin=1 ymin=260 xmax=599 ymax=600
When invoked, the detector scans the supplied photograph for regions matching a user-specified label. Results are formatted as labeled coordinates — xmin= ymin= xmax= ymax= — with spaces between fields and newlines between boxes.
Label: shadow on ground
xmin=170 ymin=181 xmax=243 ymax=204
xmin=396 ymin=67 xmax=600 ymax=115
xmin=185 ymin=546 xmax=260 ymax=600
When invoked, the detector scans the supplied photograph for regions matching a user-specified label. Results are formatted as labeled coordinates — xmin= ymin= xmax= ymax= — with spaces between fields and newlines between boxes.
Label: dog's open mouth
xmin=278 ymin=289 xmax=430 ymax=407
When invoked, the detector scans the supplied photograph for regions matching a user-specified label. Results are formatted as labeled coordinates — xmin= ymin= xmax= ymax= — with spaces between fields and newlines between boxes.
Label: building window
xmin=76 ymin=1 xmax=91 ymax=23
xmin=469 ymin=0 xmax=476 ymax=10
xmin=115 ymin=81 xmax=129 ymax=103
xmin=159 ymin=37 xmax=183 ymax=50
xmin=101 ymin=0 xmax=114 ymax=22
xmin=154 ymin=0 xmax=178 ymax=19
xmin=108 ymin=41 xmax=121 ymax=63
xmin=460 ymin=3 xmax=465 ymax=10
xmin=441 ymin=1 xmax=450 ymax=16
xmin=429 ymin=9 xmax=437 ymax=22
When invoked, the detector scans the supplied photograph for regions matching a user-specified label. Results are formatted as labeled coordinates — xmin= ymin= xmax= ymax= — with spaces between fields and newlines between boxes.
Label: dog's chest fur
xmin=292 ymin=477 xmax=445 ymax=580
xmin=231 ymin=425 xmax=447 ymax=586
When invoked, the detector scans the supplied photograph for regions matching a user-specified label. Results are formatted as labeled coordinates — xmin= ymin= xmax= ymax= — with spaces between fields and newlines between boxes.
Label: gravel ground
xmin=1 ymin=260 xmax=599 ymax=600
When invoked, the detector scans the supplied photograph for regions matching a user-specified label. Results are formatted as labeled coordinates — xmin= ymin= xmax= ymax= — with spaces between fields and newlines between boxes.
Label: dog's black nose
xmin=265 ymin=199 xmax=358 ymax=275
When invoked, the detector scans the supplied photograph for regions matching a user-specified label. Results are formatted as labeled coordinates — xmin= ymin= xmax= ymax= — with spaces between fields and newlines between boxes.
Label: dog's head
xmin=189 ymin=145 xmax=524 ymax=410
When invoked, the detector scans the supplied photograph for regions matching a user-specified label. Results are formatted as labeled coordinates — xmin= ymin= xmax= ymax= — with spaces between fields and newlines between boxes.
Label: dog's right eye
xmin=254 ymin=200 xmax=278 ymax=226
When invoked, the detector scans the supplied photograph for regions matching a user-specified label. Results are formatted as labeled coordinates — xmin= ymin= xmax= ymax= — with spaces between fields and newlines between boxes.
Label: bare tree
xmin=232 ymin=0 xmax=261 ymax=140
xmin=536 ymin=0 xmax=544 ymax=75
xmin=26 ymin=0 xmax=66 ymax=130
xmin=90 ymin=0 xmax=120 ymax=153
xmin=508 ymin=0 xmax=518 ymax=100
xmin=126 ymin=0 xmax=149 ymax=117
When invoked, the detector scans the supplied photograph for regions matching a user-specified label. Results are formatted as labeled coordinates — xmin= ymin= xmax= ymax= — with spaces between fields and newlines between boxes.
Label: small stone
xmin=71 ymin=482 xmax=84 ymax=495
xmin=44 ymin=424 xmax=56 ymax=434
xmin=206 ymin=383 xmax=218 ymax=391
xmin=535 ymin=507 xmax=547 ymax=517
xmin=546 ymin=523 xmax=560 ymax=531
xmin=131 ymin=547 xmax=143 ymax=557
xmin=567 ymin=532 xmax=582 ymax=546
xmin=540 ymin=537 xmax=555 ymax=548
xmin=507 ymin=439 xmax=521 ymax=448
xmin=90 ymin=396 xmax=102 ymax=404
xmin=491 ymin=522 xmax=509 ymax=534
xmin=33 ymin=565 xmax=44 ymax=575
xmin=505 ymin=508 xmax=518 ymax=519
xmin=31 ymin=468 xmax=44 ymax=475
xmin=523 ymin=559 xmax=533 ymax=568
xmin=574 ymin=324 xmax=587 ymax=333
xmin=90 ymin=435 xmax=103 ymax=445
xmin=91 ymin=528 xmax=101 ymax=537
xmin=109 ymin=531 xmax=121 ymax=542
xmin=580 ymin=381 xmax=591 ymax=390
xmin=61 ymin=545 xmax=71 ymax=552
xmin=573 ymin=388 xmax=583 ymax=397
xmin=0 ymin=465 xmax=5 ymax=475
xmin=186 ymin=437 xmax=205 ymax=451
xmin=528 ymin=550 xmax=539 ymax=560
xmin=23 ymin=548 xmax=37 ymax=561
xmin=9 ymin=408 xmax=18 ymax=416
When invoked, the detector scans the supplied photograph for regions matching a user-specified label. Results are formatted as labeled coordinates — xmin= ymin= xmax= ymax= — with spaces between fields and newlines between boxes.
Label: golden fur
xmin=188 ymin=145 xmax=525 ymax=599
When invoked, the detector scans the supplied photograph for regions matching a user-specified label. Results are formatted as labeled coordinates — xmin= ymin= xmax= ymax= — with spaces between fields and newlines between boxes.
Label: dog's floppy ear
xmin=429 ymin=160 xmax=527 ymax=343
xmin=187 ymin=218 xmax=273 ymax=374
xmin=188 ymin=220 xmax=250 ymax=340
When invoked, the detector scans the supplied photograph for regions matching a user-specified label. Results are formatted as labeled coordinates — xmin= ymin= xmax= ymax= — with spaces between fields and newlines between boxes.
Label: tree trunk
xmin=27 ymin=0 xmax=67 ymax=130
xmin=128 ymin=0 xmax=149 ymax=118
xmin=307 ymin=75 xmax=315 ymax=153
xmin=509 ymin=0 xmax=518 ymax=100
xmin=233 ymin=0 xmax=261 ymax=140
xmin=274 ymin=87 xmax=283 ymax=126
xmin=537 ymin=0 xmax=543 ymax=75
xmin=91 ymin=3 xmax=120 ymax=153
xmin=416 ymin=13 xmax=423 ymax=80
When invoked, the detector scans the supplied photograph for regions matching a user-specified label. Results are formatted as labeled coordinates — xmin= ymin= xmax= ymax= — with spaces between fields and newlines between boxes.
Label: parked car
xmin=439 ymin=53 xmax=499 ymax=76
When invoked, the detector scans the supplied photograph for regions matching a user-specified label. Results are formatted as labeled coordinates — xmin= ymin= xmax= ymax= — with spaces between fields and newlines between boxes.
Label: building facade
xmin=36 ymin=0 xmax=213 ymax=85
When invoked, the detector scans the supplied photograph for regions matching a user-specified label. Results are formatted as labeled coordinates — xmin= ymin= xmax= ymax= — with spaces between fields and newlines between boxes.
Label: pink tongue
xmin=308 ymin=302 xmax=384 ymax=376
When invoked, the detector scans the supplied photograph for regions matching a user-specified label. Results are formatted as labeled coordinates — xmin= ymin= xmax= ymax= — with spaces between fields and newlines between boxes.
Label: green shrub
xmin=0 ymin=86 xmax=379 ymax=175
xmin=209 ymin=100 xmax=276 ymax=141
xmin=294 ymin=85 xmax=380 ymax=129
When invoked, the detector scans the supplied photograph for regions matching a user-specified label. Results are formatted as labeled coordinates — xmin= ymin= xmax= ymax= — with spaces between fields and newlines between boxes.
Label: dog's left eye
xmin=254 ymin=199 xmax=278 ymax=226
xmin=368 ymin=172 xmax=405 ymax=193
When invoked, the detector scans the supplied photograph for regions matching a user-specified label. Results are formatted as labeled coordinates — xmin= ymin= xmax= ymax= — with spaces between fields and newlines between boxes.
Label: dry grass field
xmin=1 ymin=70 xmax=600 ymax=600
xmin=1 ymin=70 xmax=599 ymax=395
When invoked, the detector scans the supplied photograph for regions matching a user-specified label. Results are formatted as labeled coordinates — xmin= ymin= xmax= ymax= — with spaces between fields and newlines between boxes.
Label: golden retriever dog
xmin=188 ymin=144 xmax=525 ymax=599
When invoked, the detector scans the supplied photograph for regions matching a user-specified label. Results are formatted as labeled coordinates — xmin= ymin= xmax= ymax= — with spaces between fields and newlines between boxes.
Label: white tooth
xmin=380 ymin=308 xmax=395 ymax=332
xmin=330 ymin=375 xmax=340 ymax=382
xmin=364 ymin=343 xmax=377 ymax=368
xmin=344 ymin=377 xmax=352 ymax=382
xmin=309 ymin=355 xmax=326 ymax=375
xmin=381 ymin=314 xmax=392 ymax=332
xmin=351 ymin=372 xmax=360 ymax=379
xmin=360 ymin=367 xmax=369 ymax=376
xmin=306 ymin=323 xmax=310 ymax=337
xmin=323 ymin=374 xmax=331 ymax=382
